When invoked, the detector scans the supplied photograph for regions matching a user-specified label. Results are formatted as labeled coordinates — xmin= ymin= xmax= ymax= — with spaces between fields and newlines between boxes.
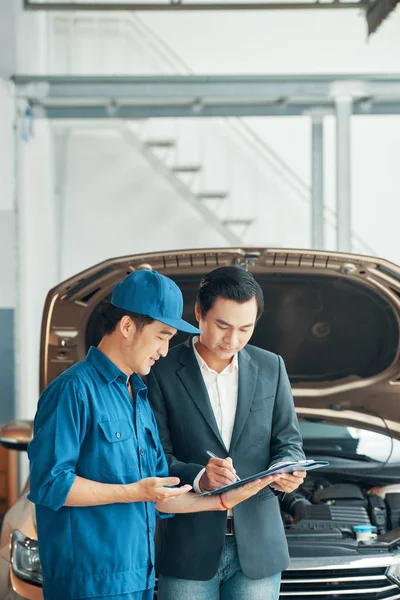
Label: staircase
xmin=48 ymin=12 xmax=376 ymax=253
xmin=119 ymin=124 xmax=242 ymax=245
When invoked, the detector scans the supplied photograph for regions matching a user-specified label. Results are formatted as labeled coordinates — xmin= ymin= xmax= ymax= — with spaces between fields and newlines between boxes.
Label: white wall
xmin=142 ymin=10 xmax=400 ymax=75
xmin=17 ymin=6 xmax=50 ymax=74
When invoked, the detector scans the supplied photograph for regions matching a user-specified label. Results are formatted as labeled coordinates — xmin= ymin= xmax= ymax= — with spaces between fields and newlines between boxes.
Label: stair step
xmin=197 ymin=192 xmax=229 ymax=200
xmin=145 ymin=140 xmax=175 ymax=149
xmin=171 ymin=165 xmax=202 ymax=173
xmin=222 ymin=219 xmax=255 ymax=226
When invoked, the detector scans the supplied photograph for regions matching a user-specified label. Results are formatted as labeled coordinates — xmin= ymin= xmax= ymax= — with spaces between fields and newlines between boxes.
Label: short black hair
xmin=196 ymin=266 xmax=264 ymax=321
xmin=100 ymin=302 xmax=154 ymax=336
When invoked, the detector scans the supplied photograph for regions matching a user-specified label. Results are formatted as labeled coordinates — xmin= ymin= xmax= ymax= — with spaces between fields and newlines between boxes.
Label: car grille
xmin=280 ymin=565 xmax=399 ymax=599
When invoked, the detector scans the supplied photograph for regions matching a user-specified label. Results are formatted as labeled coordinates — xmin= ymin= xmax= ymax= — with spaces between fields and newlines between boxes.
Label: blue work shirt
xmin=28 ymin=347 xmax=172 ymax=600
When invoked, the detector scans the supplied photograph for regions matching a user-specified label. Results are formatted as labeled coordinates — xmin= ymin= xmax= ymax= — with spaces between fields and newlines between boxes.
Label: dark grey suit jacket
xmin=147 ymin=338 xmax=305 ymax=580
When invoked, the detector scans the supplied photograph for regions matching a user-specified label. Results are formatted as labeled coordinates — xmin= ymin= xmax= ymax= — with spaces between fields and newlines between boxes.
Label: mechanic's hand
xmin=268 ymin=464 xmax=306 ymax=493
xmin=132 ymin=477 xmax=192 ymax=502
xmin=222 ymin=474 xmax=283 ymax=508
xmin=199 ymin=457 xmax=237 ymax=492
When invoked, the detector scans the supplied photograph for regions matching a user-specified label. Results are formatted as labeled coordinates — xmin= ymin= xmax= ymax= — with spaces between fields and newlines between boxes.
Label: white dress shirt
xmin=192 ymin=336 xmax=239 ymax=497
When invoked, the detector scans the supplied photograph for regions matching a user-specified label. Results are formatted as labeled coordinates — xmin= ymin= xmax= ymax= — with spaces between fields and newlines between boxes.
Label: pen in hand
xmin=206 ymin=450 xmax=241 ymax=481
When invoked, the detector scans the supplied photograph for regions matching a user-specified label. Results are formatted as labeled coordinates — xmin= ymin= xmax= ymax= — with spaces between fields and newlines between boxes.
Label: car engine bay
xmin=282 ymin=474 xmax=400 ymax=557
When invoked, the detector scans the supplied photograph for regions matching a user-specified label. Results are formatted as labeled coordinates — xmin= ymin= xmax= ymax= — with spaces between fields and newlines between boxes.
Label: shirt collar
xmin=192 ymin=336 xmax=238 ymax=375
xmin=86 ymin=346 xmax=147 ymax=394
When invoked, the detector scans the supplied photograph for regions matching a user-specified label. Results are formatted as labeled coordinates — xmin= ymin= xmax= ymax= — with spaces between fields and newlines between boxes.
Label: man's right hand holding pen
xmin=199 ymin=456 xmax=239 ymax=492
xmin=199 ymin=451 xmax=282 ymax=493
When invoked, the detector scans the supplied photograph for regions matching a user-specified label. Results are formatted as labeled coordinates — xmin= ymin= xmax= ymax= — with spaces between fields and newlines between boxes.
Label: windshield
xmin=299 ymin=421 xmax=400 ymax=463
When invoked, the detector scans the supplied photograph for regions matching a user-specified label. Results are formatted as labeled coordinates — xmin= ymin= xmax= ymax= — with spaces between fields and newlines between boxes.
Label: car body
xmin=2 ymin=246 xmax=400 ymax=599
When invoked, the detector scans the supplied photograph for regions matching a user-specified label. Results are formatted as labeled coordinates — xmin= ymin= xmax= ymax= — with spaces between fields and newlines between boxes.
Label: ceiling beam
xmin=23 ymin=0 xmax=365 ymax=10
xmin=13 ymin=74 xmax=400 ymax=119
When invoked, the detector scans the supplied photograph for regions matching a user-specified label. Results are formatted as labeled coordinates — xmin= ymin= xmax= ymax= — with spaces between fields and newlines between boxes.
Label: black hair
xmin=100 ymin=302 xmax=154 ymax=336
xmin=196 ymin=266 xmax=264 ymax=321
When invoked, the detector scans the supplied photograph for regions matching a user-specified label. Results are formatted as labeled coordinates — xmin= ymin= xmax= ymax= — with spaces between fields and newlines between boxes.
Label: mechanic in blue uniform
xmin=28 ymin=270 xmax=280 ymax=600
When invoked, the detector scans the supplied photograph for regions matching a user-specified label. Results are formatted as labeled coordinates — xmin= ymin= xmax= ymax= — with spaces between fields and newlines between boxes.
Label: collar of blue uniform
xmin=86 ymin=346 xmax=148 ymax=395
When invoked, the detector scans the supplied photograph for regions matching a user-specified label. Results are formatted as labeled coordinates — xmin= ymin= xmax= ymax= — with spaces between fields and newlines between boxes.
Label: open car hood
xmin=40 ymin=248 xmax=400 ymax=438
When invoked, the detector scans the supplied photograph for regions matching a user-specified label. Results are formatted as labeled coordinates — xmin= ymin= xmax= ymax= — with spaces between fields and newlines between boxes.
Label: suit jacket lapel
xmin=229 ymin=348 xmax=258 ymax=453
xmin=177 ymin=339 xmax=227 ymax=451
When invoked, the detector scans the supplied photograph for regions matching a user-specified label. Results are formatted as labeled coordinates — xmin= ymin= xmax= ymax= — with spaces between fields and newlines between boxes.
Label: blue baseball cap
xmin=111 ymin=270 xmax=201 ymax=335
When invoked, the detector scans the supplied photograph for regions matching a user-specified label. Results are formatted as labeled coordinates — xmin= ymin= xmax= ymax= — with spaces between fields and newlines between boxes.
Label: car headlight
xmin=387 ymin=561 xmax=400 ymax=587
xmin=11 ymin=530 xmax=43 ymax=586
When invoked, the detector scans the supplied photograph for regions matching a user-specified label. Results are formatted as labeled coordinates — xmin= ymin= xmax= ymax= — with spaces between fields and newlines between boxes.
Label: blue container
xmin=353 ymin=525 xmax=376 ymax=533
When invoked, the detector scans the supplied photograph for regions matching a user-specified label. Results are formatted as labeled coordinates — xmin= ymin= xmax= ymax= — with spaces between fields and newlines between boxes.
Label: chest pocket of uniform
xmin=144 ymin=425 xmax=159 ymax=476
xmin=98 ymin=419 xmax=137 ymax=480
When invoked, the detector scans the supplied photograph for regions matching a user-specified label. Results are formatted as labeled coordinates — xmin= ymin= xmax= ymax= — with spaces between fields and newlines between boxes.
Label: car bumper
xmin=0 ymin=556 xmax=42 ymax=600
xmin=283 ymin=554 xmax=400 ymax=598
xmin=3 ymin=544 xmax=400 ymax=599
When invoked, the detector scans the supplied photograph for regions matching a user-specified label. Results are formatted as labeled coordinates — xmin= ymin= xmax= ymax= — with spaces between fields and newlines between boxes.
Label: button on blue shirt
xmin=28 ymin=347 xmax=172 ymax=600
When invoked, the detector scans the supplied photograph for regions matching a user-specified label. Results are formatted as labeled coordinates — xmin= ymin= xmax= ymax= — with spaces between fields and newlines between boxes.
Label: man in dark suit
xmin=147 ymin=266 xmax=306 ymax=600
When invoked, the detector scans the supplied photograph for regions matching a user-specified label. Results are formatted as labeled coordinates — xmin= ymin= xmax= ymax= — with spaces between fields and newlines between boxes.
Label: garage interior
xmin=1 ymin=0 xmax=400 ymax=598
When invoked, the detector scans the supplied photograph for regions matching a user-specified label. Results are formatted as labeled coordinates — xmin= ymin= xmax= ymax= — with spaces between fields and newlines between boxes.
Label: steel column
xmin=311 ymin=115 xmax=324 ymax=250
xmin=335 ymin=95 xmax=352 ymax=253
xmin=53 ymin=128 xmax=69 ymax=281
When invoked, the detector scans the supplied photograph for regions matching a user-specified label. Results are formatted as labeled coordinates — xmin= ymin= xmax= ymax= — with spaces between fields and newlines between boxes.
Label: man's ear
xmin=194 ymin=302 xmax=202 ymax=324
xmin=119 ymin=315 xmax=135 ymax=339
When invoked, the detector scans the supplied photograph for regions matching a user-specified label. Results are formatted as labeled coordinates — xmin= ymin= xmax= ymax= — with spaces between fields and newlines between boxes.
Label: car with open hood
xmin=2 ymin=247 xmax=400 ymax=599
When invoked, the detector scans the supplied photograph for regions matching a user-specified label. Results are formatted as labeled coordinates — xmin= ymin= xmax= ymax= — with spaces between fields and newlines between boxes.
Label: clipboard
xmin=196 ymin=459 xmax=329 ymax=497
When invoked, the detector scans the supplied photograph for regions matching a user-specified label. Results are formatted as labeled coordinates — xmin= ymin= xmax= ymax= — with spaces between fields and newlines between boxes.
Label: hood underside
xmin=40 ymin=248 xmax=400 ymax=437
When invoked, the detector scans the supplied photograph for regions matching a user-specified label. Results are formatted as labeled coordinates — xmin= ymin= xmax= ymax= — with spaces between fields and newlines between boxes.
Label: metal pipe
xmin=311 ymin=115 xmax=324 ymax=250
xmin=335 ymin=95 xmax=352 ymax=252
